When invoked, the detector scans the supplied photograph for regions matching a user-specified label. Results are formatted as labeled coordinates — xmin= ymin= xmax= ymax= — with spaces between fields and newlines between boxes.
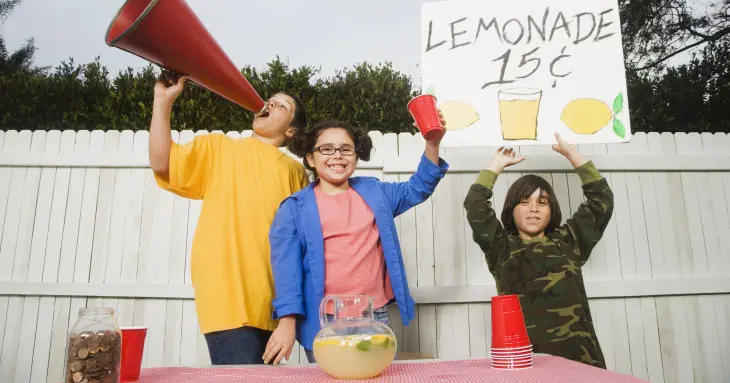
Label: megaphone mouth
xmin=105 ymin=0 xmax=159 ymax=46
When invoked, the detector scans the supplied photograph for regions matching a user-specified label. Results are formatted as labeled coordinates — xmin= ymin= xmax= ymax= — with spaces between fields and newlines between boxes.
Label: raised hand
xmin=438 ymin=109 xmax=447 ymax=128
xmin=551 ymin=132 xmax=587 ymax=168
xmin=154 ymin=70 xmax=189 ymax=107
xmin=412 ymin=108 xmax=447 ymax=141
xmin=551 ymin=132 xmax=577 ymax=158
xmin=487 ymin=147 xmax=524 ymax=174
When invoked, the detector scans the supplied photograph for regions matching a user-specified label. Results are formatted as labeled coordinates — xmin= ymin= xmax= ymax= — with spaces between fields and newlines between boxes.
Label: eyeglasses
xmin=313 ymin=145 xmax=356 ymax=156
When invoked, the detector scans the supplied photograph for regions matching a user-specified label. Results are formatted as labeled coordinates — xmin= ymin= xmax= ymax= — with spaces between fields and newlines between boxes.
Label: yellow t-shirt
xmin=154 ymin=134 xmax=309 ymax=334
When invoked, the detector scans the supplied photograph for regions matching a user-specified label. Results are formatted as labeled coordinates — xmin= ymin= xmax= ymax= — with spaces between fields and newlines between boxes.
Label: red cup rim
xmin=492 ymin=364 xmax=533 ymax=368
xmin=407 ymin=94 xmax=437 ymax=108
xmin=491 ymin=355 xmax=533 ymax=361
xmin=121 ymin=326 xmax=148 ymax=330
xmin=491 ymin=294 xmax=520 ymax=300
xmin=491 ymin=334 xmax=530 ymax=340
xmin=492 ymin=352 xmax=532 ymax=356
xmin=490 ymin=348 xmax=533 ymax=353
xmin=491 ymin=360 xmax=533 ymax=365
xmin=492 ymin=364 xmax=534 ymax=369
xmin=491 ymin=353 xmax=533 ymax=358
xmin=490 ymin=345 xmax=532 ymax=351
xmin=491 ymin=347 xmax=533 ymax=352
xmin=491 ymin=352 xmax=533 ymax=357
xmin=490 ymin=344 xmax=532 ymax=350
xmin=491 ymin=350 xmax=532 ymax=354
xmin=494 ymin=343 xmax=530 ymax=350
xmin=491 ymin=363 xmax=533 ymax=368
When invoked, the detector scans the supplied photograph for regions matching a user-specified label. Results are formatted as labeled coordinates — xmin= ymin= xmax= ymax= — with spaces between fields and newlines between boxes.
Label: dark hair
xmin=273 ymin=90 xmax=308 ymax=150
xmin=288 ymin=120 xmax=373 ymax=175
xmin=501 ymin=174 xmax=562 ymax=236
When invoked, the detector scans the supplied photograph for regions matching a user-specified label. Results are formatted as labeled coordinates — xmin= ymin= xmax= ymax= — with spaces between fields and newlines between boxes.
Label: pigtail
xmin=287 ymin=128 xmax=310 ymax=159
xmin=355 ymin=129 xmax=374 ymax=162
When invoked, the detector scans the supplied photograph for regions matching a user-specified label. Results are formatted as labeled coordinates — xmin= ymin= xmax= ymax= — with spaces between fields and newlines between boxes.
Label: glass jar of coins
xmin=65 ymin=307 xmax=122 ymax=383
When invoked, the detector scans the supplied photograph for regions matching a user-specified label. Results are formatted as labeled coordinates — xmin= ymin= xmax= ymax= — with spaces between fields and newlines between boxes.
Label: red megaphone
xmin=105 ymin=0 xmax=266 ymax=115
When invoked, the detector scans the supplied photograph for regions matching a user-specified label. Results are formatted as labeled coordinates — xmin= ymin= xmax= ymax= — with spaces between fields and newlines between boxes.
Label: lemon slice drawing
xmin=560 ymin=98 xmax=612 ymax=135
xmin=439 ymin=101 xmax=480 ymax=130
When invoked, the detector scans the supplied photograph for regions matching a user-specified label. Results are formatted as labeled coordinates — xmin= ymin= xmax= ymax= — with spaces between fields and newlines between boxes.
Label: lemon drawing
xmin=439 ymin=101 xmax=480 ymax=130
xmin=560 ymin=98 xmax=613 ymax=134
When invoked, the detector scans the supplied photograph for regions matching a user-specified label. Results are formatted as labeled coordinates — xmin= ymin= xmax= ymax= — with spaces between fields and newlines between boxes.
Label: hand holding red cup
xmin=408 ymin=94 xmax=446 ymax=142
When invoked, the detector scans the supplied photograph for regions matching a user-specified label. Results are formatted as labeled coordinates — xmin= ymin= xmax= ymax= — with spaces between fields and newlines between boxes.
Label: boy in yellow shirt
xmin=149 ymin=72 xmax=309 ymax=365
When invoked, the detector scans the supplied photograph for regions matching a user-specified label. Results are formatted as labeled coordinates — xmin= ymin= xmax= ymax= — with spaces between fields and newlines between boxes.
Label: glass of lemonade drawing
xmin=498 ymin=88 xmax=542 ymax=140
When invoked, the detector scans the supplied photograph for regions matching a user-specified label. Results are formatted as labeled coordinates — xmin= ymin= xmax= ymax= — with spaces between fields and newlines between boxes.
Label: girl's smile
xmin=306 ymin=128 xmax=358 ymax=193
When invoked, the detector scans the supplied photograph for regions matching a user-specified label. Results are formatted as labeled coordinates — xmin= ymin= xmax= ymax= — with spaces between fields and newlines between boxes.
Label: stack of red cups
xmin=490 ymin=294 xmax=533 ymax=369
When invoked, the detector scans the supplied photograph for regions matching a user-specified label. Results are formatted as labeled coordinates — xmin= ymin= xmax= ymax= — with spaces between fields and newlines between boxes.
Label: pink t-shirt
xmin=314 ymin=185 xmax=394 ymax=315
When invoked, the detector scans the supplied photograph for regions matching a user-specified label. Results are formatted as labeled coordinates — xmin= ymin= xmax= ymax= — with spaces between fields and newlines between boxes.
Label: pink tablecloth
xmin=135 ymin=356 xmax=648 ymax=383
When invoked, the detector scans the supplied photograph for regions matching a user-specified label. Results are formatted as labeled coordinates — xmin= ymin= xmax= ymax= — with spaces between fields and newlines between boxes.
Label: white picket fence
xmin=0 ymin=129 xmax=729 ymax=383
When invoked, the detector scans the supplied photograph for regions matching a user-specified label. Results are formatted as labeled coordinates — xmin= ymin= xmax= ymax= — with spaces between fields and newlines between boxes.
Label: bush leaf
xmin=613 ymin=118 xmax=626 ymax=139
xmin=613 ymin=93 xmax=624 ymax=114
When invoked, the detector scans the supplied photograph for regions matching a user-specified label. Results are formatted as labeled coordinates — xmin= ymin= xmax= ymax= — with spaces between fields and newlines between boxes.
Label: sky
xmin=2 ymin=0 xmax=704 ymax=86
xmin=2 ymin=0 xmax=430 ymax=82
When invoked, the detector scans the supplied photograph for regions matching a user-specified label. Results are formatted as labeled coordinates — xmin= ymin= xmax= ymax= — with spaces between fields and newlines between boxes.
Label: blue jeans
xmin=304 ymin=306 xmax=391 ymax=363
xmin=204 ymin=326 xmax=272 ymax=365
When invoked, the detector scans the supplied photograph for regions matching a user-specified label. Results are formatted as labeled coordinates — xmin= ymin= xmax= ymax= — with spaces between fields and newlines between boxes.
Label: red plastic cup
xmin=120 ymin=326 xmax=147 ymax=382
xmin=407 ymin=94 xmax=444 ymax=141
xmin=491 ymin=295 xmax=531 ymax=349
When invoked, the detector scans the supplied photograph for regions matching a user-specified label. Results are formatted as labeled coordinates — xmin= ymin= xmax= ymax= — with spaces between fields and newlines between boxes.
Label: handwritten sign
xmin=420 ymin=0 xmax=631 ymax=147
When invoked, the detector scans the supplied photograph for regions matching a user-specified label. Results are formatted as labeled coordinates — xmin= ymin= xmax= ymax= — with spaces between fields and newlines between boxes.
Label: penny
xmin=88 ymin=337 xmax=100 ymax=354
xmin=96 ymin=353 xmax=110 ymax=364
xmin=77 ymin=348 xmax=89 ymax=359
xmin=70 ymin=360 xmax=85 ymax=372
xmin=72 ymin=371 xmax=84 ymax=382
xmin=85 ymin=358 xmax=98 ymax=371
xmin=79 ymin=331 xmax=93 ymax=343
xmin=99 ymin=335 xmax=111 ymax=352
xmin=106 ymin=330 xmax=117 ymax=344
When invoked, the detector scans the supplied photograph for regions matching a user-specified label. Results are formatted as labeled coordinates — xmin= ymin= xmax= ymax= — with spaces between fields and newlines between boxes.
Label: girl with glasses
xmin=263 ymin=116 xmax=449 ymax=364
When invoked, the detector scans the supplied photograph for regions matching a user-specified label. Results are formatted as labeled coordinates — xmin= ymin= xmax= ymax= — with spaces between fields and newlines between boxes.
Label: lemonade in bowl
xmin=313 ymin=295 xmax=397 ymax=380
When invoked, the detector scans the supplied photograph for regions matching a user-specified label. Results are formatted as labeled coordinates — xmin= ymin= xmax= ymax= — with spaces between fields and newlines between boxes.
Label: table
xmin=133 ymin=356 xmax=649 ymax=382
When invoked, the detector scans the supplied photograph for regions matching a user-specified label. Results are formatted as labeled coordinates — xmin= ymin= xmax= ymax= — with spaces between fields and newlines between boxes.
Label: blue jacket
xmin=269 ymin=153 xmax=449 ymax=350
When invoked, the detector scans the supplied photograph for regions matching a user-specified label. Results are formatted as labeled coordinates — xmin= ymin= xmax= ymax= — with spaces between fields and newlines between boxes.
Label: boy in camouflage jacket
xmin=463 ymin=133 xmax=614 ymax=369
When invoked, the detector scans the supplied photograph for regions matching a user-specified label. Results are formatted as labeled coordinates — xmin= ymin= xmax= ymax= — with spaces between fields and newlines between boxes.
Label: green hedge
xmin=1 ymin=50 xmax=729 ymax=134
xmin=0 ymin=57 xmax=419 ymax=134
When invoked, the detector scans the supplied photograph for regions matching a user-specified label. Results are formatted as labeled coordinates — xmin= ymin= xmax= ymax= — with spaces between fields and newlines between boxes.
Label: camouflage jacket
xmin=463 ymin=161 xmax=614 ymax=369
